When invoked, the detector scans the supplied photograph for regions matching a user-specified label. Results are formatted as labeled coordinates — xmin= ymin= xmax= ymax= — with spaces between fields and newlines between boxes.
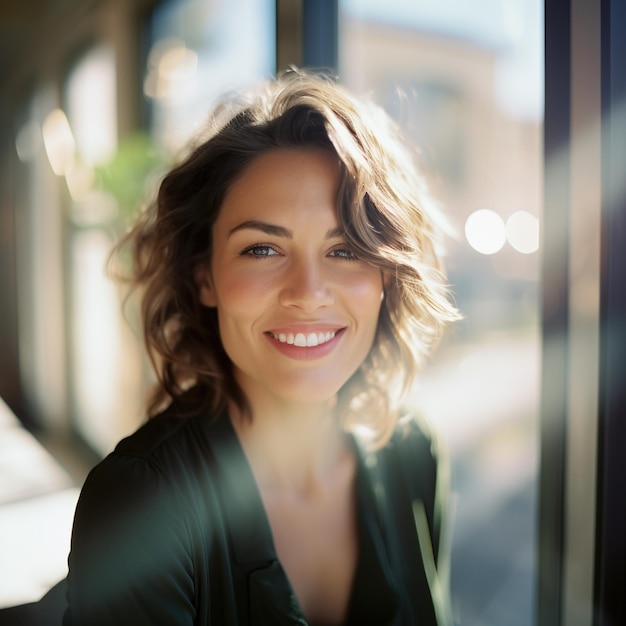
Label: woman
xmin=64 ymin=69 xmax=459 ymax=625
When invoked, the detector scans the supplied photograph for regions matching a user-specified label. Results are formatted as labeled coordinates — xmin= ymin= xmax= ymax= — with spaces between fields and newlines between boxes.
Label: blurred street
xmin=411 ymin=326 xmax=539 ymax=626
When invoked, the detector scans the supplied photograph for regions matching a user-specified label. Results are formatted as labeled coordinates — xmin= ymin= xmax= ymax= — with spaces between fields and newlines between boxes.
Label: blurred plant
xmin=94 ymin=132 xmax=167 ymax=230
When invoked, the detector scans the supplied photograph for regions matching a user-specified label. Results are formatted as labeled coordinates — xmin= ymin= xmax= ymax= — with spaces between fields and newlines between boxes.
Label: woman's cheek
xmin=217 ymin=270 xmax=275 ymax=310
xmin=341 ymin=270 xmax=384 ymax=305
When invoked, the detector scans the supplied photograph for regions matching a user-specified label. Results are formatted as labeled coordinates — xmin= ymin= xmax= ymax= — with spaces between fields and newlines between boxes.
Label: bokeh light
xmin=42 ymin=109 xmax=75 ymax=176
xmin=465 ymin=209 xmax=507 ymax=255
xmin=506 ymin=211 xmax=540 ymax=254
xmin=144 ymin=38 xmax=198 ymax=103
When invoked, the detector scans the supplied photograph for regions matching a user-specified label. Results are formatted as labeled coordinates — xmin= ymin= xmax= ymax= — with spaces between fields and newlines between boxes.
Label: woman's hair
xmin=114 ymin=68 xmax=459 ymax=445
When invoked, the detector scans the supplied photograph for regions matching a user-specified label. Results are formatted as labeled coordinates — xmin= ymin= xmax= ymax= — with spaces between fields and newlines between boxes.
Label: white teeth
xmin=271 ymin=330 xmax=336 ymax=347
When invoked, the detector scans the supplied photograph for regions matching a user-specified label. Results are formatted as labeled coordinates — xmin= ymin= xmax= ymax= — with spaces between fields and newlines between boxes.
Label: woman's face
xmin=197 ymin=147 xmax=383 ymax=410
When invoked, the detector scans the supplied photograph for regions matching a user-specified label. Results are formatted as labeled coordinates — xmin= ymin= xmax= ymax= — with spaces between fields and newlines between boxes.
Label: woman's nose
xmin=278 ymin=258 xmax=334 ymax=312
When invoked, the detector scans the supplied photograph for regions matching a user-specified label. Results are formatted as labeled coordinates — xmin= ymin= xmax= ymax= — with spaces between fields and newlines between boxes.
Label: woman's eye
xmin=330 ymin=247 xmax=358 ymax=260
xmin=242 ymin=244 xmax=279 ymax=258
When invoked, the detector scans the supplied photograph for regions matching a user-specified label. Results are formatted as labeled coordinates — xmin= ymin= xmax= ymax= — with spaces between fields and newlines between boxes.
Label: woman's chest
xmin=262 ymin=485 xmax=358 ymax=624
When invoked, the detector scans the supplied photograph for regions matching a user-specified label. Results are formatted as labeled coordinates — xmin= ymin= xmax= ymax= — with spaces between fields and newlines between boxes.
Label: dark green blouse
xmin=63 ymin=399 xmax=450 ymax=625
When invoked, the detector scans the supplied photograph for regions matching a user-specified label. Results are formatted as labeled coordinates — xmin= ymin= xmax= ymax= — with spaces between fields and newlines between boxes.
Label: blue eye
xmin=242 ymin=245 xmax=279 ymax=258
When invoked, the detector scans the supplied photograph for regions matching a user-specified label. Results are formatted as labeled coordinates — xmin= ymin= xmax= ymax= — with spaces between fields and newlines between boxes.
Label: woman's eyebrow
xmin=228 ymin=221 xmax=345 ymax=240
xmin=228 ymin=220 xmax=292 ymax=239
xmin=325 ymin=226 xmax=344 ymax=239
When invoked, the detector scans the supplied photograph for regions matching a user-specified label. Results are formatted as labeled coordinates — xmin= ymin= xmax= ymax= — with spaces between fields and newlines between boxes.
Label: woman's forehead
xmin=216 ymin=148 xmax=341 ymax=223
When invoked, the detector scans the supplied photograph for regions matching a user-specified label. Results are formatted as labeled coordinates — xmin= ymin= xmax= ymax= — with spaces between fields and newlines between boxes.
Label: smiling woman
xmin=197 ymin=148 xmax=383 ymax=411
xmin=63 ymin=69 xmax=460 ymax=626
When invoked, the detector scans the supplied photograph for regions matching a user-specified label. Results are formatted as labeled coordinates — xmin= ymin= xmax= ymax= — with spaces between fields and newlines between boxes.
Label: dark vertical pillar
xmin=538 ymin=0 xmax=571 ymax=624
xmin=596 ymin=2 xmax=626 ymax=624
xmin=302 ymin=0 xmax=338 ymax=73
xmin=276 ymin=0 xmax=303 ymax=72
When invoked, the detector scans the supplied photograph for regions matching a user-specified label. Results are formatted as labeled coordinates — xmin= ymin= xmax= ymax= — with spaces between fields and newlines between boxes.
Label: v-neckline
xmin=200 ymin=412 xmax=398 ymax=625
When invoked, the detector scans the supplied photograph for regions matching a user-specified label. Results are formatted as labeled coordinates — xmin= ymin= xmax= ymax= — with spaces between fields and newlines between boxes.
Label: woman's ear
xmin=194 ymin=265 xmax=217 ymax=308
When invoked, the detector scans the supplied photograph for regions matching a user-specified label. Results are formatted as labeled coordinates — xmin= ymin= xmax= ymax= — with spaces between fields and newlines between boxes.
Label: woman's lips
xmin=265 ymin=327 xmax=345 ymax=359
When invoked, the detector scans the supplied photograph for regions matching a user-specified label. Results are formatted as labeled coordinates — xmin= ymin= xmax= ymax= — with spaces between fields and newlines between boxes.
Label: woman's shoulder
xmin=371 ymin=410 xmax=447 ymax=506
xmin=354 ymin=409 xmax=445 ymax=500
xmin=107 ymin=391 xmax=226 ymax=463
xmin=387 ymin=410 xmax=442 ymax=462
xmin=71 ymin=399 xmax=233 ymax=564
xmin=65 ymin=398 xmax=224 ymax=625
xmin=111 ymin=409 xmax=203 ymax=462
xmin=80 ymin=395 xmax=229 ymax=505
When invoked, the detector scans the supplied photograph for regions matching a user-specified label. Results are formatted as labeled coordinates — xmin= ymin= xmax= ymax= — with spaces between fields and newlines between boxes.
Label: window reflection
xmin=340 ymin=1 xmax=543 ymax=624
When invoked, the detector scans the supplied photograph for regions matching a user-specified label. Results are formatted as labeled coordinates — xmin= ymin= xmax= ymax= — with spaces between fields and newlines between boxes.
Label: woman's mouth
xmin=265 ymin=327 xmax=345 ymax=360
xmin=267 ymin=330 xmax=336 ymax=347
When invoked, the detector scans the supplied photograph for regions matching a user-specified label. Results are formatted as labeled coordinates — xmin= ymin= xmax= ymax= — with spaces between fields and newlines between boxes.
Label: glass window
xmin=339 ymin=2 xmax=543 ymax=624
xmin=145 ymin=0 xmax=275 ymax=151
xmin=63 ymin=44 xmax=145 ymax=456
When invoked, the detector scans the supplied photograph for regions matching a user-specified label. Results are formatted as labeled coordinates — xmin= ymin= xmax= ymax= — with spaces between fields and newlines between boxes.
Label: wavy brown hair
xmin=114 ymin=69 xmax=459 ymax=445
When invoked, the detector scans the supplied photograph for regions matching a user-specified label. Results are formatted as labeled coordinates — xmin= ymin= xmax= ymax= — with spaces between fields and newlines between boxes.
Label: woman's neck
xmin=228 ymin=397 xmax=350 ymax=496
